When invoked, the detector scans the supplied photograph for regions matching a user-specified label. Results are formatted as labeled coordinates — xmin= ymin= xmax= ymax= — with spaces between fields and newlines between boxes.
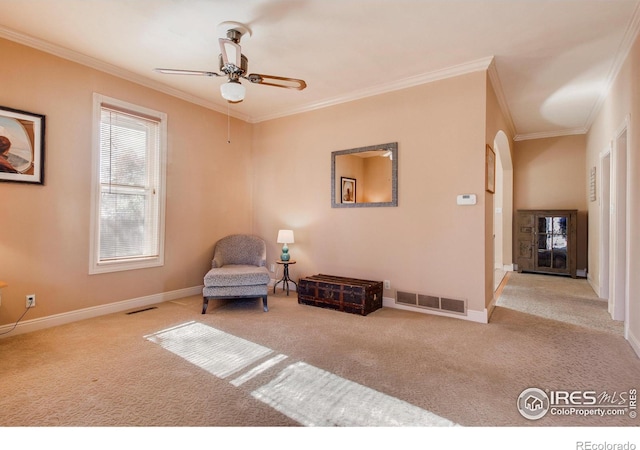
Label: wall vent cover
xmin=395 ymin=291 xmax=467 ymax=316
xmin=440 ymin=297 xmax=466 ymax=314
xmin=396 ymin=291 xmax=417 ymax=306
xmin=417 ymin=294 xmax=440 ymax=309
xmin=126 ymin=306 xmax=158 ymax=315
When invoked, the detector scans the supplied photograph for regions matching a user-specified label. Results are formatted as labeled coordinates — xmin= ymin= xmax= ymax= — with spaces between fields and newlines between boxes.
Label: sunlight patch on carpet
xmin=231 ymin=354 xmax=288 ymax=387
xmin=252 ymin=362 xmax=458 ymax=427
xmin=146 ymin=322 xmax=458 ymax=427
xmin=144 ymin=321 xmax=273 ymax=378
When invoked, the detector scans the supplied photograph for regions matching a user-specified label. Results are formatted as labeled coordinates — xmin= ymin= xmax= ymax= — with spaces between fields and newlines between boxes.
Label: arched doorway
xmin=493 ymin=130 xmax=513 ymax=290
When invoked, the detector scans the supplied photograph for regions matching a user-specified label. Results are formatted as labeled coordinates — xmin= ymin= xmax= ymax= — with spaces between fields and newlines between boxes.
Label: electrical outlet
xmin=270 ymin=263 xmax=275 ymax=273
xmin=384 ymin=280 xmax=391 ymax=290
xmin=26 ymin=294 xmax=36 ymax=308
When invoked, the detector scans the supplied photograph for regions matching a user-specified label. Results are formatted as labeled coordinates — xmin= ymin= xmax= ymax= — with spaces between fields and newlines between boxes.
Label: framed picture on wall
xmin=589 ymin=166 xmax=597 ymax=201
xmin=485 ymin=145 xmax=495 ymax=194
xmin=0 ymin=105 xmax=46 ymax=185
xmin=341 ymin=177 xmax=356 ymax=203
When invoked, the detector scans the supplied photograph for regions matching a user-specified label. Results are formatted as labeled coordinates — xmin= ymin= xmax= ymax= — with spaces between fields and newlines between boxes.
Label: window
xmin=90 ymin=94 xmax=167 ymax=274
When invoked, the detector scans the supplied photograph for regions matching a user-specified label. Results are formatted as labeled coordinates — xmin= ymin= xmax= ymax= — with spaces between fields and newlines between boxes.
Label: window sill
xmin=89 ymin=256 xmax=164 ymax=275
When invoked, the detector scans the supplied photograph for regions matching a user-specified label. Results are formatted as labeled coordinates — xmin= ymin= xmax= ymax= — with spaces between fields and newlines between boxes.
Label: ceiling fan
xmin=154 ymin=21 xmax=307 ymax=103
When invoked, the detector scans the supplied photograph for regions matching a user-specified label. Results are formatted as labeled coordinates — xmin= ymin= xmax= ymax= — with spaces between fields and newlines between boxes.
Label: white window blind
xmin=90 ymin=94 xmax=167 ymax=274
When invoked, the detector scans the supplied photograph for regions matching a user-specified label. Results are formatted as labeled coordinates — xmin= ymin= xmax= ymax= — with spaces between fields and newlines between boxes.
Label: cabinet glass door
xmin=536 ymin=216 xmax=568 ymax=270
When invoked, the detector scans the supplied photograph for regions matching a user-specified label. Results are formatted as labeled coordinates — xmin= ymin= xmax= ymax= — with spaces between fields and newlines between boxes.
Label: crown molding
xmin=9 ymin=11 xmax=636 ymax=137
xmin=0 ymin=25 xmax=252 ymax=123
xmin=514 ymin=127 xmax=587 ymax=142
xmin=249 ymin=56 xmax=495 ymax=123
xmin=0 ymin=24 xmax=493 ymax=125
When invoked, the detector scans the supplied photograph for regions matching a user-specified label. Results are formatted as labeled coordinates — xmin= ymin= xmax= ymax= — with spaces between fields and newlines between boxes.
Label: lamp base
xmin=280 ymin=244 xmax=290 ymax=261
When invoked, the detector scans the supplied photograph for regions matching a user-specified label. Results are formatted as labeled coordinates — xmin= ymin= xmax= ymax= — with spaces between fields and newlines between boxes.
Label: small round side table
xmin=274 ymin=260 xmax=297 ymax=296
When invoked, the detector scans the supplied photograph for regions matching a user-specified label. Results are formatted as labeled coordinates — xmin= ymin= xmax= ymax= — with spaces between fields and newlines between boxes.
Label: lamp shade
xmin=277 ymin=229 xmax=294 ymax=244
xmin=220 ymin=80 xmax=245 ymax=102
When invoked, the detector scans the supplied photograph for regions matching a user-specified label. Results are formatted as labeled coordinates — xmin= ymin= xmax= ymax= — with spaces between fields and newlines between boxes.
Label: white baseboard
xmin=627 ymin=327 xmax=640 ymax=359
xmin=7 ymin=285 xmax=633 ymax=359
xmin=587 ymin=275 xmax=602 ymax=299
xmin=0 ymin=285 xmax=203 ymax=339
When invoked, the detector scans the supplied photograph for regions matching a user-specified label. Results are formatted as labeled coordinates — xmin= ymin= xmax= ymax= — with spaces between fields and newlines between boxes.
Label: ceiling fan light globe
xmin=220 ymin=80 xmax=245 ymax=102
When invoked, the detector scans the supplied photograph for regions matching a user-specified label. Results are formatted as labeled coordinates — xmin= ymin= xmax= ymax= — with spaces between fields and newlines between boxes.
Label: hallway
xmin=494 ymin=272 xmax=623 ymax=335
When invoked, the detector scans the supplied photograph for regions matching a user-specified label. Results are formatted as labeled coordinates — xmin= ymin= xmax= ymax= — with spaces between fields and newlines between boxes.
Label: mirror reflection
xmin=331 ymin=142 xmax=398 ymax=208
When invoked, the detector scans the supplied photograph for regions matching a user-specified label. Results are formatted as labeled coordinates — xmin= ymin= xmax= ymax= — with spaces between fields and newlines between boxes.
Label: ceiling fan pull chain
xmin=227 ymin=102 xmax=231 ymax=144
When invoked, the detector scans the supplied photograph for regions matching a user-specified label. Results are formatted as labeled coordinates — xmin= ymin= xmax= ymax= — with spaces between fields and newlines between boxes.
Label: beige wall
xmin=0 ymin=38 xmax=253 ymax=326
xmin=252 ymin=71 xmax=492 ymax=316
xmin=513 ymin=135 xmax=588 ymax=271
xmin=586 ymin=31 xmax=640 ymax=354
xmin=1 ymin=37 xmax=497 ymax=327
xmin=5 ymin=30 xmax=635 ymax=353
xmin=2 ymin=30 xmax=637 ymax=354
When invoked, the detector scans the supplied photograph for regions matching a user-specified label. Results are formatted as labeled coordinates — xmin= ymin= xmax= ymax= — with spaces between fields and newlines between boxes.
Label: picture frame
xmin=341 ymin=177 xmax=356 ymax=203
xmin=0 ymin=106 xmax=46 ymax=185
xmin=485 ymin=145 xmax=495 ymax=194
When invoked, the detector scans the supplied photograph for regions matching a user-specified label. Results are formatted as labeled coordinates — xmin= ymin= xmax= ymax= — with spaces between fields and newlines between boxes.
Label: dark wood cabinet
xmin=516 ymin=209 xmax=577 ymax=278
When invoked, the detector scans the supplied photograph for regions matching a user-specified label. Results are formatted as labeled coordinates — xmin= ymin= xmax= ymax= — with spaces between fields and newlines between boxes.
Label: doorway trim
xmin=598 ymin=146 xmax=611 ymax=300
xmin=608 ymin=115 xmax=630 ymax=336
xmin=491 ymin=130 xmax=513 ymax=299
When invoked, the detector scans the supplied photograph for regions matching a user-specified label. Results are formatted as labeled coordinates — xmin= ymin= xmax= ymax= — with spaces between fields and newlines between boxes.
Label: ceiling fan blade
xmin=154 ymin=68 xmax=220 ymax=77
xmin=245 ymin=73 xmax=307 ymax=90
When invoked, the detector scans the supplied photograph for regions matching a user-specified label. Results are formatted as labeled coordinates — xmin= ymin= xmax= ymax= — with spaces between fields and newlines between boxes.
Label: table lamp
xmin=277 ymin=229 xmax=294 ymax=261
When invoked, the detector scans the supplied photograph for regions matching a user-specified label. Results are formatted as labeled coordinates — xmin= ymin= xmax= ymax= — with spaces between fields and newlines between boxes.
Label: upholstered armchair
xmin=202 ymin=234 xmax=271 ymax=314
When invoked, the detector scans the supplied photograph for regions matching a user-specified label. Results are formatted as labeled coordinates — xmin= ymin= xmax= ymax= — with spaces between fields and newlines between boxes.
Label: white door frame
xmin=608 ymin=116 xmax=630 ymax=336
xmin=598 ymin=147 xmax=610 ymax=300
xmin=493 ymin=130 xmax=513 ymax=274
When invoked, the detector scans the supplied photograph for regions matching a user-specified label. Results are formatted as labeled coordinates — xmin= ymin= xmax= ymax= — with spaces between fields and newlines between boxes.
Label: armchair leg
xmin=202 ymin=297 xmax=208 ymax=314
xmin=262 ymin=295 xmax=268 ymax=312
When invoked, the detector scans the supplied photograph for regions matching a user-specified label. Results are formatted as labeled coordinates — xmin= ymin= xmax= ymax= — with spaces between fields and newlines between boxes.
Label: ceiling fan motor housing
xmin=218 ymin=53 xmax=248 ymax=76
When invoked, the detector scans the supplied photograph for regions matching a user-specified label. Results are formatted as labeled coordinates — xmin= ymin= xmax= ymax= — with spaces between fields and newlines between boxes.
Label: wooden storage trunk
xmin=297 ymin=274 xmax=383 ymax=316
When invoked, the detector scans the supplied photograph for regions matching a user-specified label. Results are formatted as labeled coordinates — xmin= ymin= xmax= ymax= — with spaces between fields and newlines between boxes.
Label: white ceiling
xmin=1 ymin=0 xmax=639 ymax=140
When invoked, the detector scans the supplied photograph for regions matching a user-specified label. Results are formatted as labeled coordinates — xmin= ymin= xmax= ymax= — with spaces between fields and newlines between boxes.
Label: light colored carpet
xmin=496 ymin=272 xmax=624 ymax=335
xmin=0 ymin=281 xmax=638 ymax=430
xmin=146 ymin=321 xmax=457 ymax=427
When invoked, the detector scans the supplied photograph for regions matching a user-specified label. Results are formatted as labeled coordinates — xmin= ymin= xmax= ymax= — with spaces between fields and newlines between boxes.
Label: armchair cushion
xmin=204 ymin=264 xmax=270 ymax=287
